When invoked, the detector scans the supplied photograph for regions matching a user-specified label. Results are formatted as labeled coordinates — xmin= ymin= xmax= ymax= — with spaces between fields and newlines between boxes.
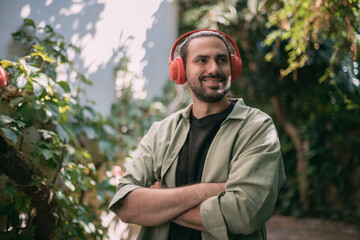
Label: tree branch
xmin=271 ymin=96 xmax=308 ymax=210
xmin=0 ymin=135 xmax=56 ymax=238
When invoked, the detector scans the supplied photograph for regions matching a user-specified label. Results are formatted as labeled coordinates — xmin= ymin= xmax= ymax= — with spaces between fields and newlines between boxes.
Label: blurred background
xmin=0 ymin=0 xmax=359 ymax=239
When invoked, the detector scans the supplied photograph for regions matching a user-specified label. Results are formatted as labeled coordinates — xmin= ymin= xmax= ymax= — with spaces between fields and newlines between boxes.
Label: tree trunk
xmin=271 ymin=96 xmax=309 ymax=210
xmin=0 ymin=135 xmax=56 ymax=238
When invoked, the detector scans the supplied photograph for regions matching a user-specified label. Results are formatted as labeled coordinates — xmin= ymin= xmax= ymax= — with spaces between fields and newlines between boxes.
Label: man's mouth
xmin=200 ymin=75 xmax=226 ymax=83
xmin=204 ymin=79 xmax=220 ymax=82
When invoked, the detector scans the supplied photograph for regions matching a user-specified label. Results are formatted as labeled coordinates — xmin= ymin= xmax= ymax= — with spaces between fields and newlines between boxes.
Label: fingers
xmin=150 ymin=181 xmax=162 ymax=189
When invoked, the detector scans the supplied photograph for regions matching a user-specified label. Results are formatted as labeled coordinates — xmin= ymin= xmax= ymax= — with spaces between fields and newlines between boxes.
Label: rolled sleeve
xmin=200 ymin=118 xmax=285 ymax=237
xmin=200 ymin=192 xmax=228 ymax=239
xmin=109 ymin=184 xmax=141 ymax=213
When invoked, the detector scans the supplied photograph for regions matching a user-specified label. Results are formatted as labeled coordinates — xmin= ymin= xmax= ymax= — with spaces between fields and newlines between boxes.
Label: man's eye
xmin=218 ymin=58 xmax=227 ymax=63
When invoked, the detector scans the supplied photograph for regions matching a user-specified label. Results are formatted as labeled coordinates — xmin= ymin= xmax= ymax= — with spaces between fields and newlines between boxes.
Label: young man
xmin=109 ymin=30 xmax=285 ymax=240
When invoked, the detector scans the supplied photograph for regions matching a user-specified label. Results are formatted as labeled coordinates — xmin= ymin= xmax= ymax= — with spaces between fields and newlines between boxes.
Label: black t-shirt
xmin=168 ymin=102 xmax=235 ymax=240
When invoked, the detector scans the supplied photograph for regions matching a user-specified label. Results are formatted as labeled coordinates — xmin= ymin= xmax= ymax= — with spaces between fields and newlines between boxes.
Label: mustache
xmin=199 ymin=74 xmax=227 ymax=81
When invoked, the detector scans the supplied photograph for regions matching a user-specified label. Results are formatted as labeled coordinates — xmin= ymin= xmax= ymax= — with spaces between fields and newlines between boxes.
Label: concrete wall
xmin=0 ymin=0 xmax=178 ymax=116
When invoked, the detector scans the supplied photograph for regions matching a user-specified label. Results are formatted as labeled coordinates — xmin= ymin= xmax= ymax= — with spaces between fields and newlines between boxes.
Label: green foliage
xmin=264 ymin=0 xmax=360 ymax=109
xmin=110 ymin=85 xmax=167 ymax=161
xmin=0 ymin=18 xmax=174 ymax=239
xmin=0 ymin=19 xmax=120 ymax=238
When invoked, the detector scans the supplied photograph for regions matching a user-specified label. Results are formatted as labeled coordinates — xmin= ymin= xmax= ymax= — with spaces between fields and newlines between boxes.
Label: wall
xmin=0 ymin=0 xmax=178 ymax=116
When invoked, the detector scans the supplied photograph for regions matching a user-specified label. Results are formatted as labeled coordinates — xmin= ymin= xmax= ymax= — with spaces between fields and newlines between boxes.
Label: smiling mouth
xmin=201 ymin=75 xmax=226 ymax=83
xmin=203 ymin=79 xmax=222 ymax=83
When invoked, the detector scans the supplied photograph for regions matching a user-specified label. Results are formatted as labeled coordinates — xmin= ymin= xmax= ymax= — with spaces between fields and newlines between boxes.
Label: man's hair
xmin=178 ymin=31 xmax=232 ymax=67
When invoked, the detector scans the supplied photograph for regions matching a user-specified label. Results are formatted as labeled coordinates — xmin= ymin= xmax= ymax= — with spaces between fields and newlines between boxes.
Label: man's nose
xmin=207 ymin=60 xmax=220 ymax=74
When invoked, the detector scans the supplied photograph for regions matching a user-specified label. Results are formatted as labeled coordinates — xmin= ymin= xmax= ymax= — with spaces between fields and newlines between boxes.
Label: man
xmin=109 ymin=29 xmax=285 ymax=240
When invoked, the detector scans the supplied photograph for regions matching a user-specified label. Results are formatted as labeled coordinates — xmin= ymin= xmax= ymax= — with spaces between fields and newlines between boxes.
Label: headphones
xmin=169 ymin=29 xmax=242 ymax=85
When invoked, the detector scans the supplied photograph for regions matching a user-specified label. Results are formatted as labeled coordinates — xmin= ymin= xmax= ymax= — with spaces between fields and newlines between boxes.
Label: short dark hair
xmin=178 ymin=31 xmax=232 ymax=67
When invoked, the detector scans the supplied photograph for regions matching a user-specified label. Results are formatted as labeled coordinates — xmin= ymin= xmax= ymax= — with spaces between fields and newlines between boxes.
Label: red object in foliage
xmin=0 ymin=65 xmax=9 ymax=87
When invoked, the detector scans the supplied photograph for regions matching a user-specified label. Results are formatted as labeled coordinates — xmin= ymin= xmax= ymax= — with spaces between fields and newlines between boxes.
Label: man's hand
xmin=149 ymin=181 xmax=162 ymax=189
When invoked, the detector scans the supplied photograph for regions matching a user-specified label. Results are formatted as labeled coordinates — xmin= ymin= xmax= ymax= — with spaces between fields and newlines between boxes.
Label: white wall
xmin=0 ymin=0 xmax=178 ymax=116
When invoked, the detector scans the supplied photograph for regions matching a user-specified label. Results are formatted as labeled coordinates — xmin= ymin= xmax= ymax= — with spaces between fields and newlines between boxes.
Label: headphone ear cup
xmin=169 ymin=57 xmax=186 ymax=85
xmin=231 ymin=54 xmax=243 ymax=82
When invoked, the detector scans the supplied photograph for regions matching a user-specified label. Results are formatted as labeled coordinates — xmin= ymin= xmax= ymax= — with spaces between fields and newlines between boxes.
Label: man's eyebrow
xmin=194 ymin=54 xmax=210 ymax=59
xmin=216 ymin=53 xmax=229 ymax=58
xmin=193 ymin=54 xmax=229 ymax=59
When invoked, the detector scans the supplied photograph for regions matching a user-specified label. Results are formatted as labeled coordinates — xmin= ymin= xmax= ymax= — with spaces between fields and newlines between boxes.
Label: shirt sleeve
xmin=200 ymin=116 xmax=286 ymax=238
xmin=108 ymin=123 xmax=161 ymax=214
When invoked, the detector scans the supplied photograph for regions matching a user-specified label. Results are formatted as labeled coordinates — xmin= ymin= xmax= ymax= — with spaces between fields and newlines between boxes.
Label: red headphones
xmin=169 ymin=29 xmax=242 ymax=85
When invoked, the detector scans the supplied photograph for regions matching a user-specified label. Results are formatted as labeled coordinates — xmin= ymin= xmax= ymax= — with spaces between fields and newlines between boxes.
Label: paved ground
xmin=104 ymin=213 xmax=359 ymax=239
xmin=266 ymin=215 xmax=359 ymax=240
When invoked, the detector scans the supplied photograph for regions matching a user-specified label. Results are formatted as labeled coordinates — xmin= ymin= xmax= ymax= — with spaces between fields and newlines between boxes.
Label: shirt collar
xmin=180 ymin=98 xmax=249 ymax=121
xmin=227 ymin=98 xmax=249 ymax=120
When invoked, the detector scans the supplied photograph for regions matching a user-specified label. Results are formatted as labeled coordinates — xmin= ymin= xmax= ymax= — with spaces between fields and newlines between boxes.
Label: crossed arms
xmin=117 ymin=181 xmax=225 ymax=232
xmin=110 ymin=112 xmax=285 ymax=237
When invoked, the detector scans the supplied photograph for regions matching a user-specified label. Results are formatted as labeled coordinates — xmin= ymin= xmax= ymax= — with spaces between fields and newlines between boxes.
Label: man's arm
xmin=172 ymin=205 xmax=207 ymax=232
xmin=118 ymin=182 xmax=225 ymax=227
xmin=199 ymin=117 xmax=285 ymax=238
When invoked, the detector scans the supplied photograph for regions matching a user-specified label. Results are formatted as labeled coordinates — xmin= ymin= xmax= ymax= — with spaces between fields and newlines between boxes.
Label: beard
xmin=188 ymin=74 xmax=230 ymax=103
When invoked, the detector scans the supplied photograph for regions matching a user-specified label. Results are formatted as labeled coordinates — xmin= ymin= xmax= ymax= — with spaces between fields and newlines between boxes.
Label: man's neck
xmin=191 ymin=97 xmax=230 ymax=119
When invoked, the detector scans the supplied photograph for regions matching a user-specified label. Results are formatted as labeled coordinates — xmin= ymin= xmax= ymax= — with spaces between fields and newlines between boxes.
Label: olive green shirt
xmin=109 ymin=99 xmax=286 ymax=240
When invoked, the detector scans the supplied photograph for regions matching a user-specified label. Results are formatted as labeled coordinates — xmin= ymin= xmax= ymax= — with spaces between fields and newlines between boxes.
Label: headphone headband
xmin=169 ymin=29 xmax=242 ymax=84
xmin=169 ymin=29 xmax=240 ymax=62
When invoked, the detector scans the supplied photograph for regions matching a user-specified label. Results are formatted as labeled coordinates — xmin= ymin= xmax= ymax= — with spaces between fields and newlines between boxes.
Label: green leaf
xmin=84 ymin=126 xmax=96 ymax=139
xmin=41 ymin=149 xmax=54 ymax=160
xmin=33 ymin=99 xmax=42 ymax=110
xmin=16 ymin=102 xmax=34 ymax=126
xmin=44 ymin=100 xmax=59 ymax=118
xmin=33 ymin=73 xmax=49 ymax=88
xmin=23 ymin=18 xmax=36 ymax=28
xmin=32 ymin=80 xmax=43 ymax=96
xmin=15 ymin=120 xmax=25 ymax=128
xmin=44 ymin=25 xmax=54 ymax=33
xmin=35 ymin=108 xmax=48 ymax=122
xmin=19 ymin=58 xmax=32 ymax=75
xmin=9 ymin=97 xmax=24 ymax=107
xmin=0 ymin=60 xmax=16 ymax=68
xmin=11 ymin=31 xmax=27 ymax=43
xmin=103 ymin=124 xmax=117 ymax=136
xmin=38 ymin=129 xmax=57 ymax=140
xmin=32 ymin=45 xmax=44 ymax=52
xmin=64 ymin=179 xmax=75 ymax=192
xmin=58 ymin=81 xmax=71 ymax=93
xmin=0 ymin=115 xmax=14 ymax=125
xmin=56 ymin=124 xmax=69 ymax=143
xmin=66 ymin=145 xmax=75 ymax=155
xmin=15 ymin=73 xmax=28 ymax=88
xmin=1 ymin=128 xmax=18 ymax=144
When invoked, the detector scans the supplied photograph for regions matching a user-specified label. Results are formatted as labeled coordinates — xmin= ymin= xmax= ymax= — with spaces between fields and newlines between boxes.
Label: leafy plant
xmin=264 ymin=0 xmax=360 ymax=109
xmin=0 ymin=18 xmax=120 ymax=239
xmin=0 ymin=17 xmax=180 ymax=239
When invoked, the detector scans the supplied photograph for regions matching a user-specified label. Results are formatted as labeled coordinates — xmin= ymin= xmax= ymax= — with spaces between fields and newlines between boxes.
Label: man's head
xmin=182 ymin=34 xmax=232 ymax=103
xmin=169 ymin=30 xmax=242 ymax=86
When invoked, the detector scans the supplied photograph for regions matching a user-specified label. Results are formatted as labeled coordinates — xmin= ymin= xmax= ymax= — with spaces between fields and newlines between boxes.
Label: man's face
xmin=185 ymin=36 xmax=231 ymax=103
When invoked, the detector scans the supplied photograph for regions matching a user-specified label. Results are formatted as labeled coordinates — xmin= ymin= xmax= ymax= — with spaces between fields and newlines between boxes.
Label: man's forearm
xmin=117 ymin=182 xmax=225 ymax=226
xmin=172 ymin=205 xmax=207 ymax=232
